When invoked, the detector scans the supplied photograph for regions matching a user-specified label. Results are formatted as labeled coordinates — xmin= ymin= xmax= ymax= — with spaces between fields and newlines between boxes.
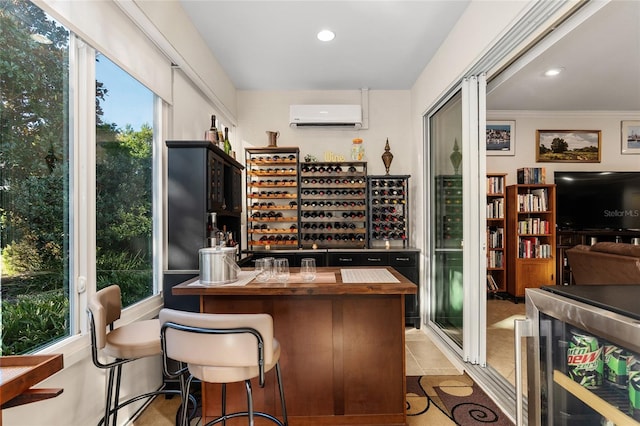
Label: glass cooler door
xmin=522 ymin=286 xmax=640 ymax=426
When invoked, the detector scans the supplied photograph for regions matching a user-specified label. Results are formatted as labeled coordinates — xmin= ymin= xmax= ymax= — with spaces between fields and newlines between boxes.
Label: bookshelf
xmin=486 ymin=173 xmax=506 ymax=294
xmin=506 ymin=184 xmax=556 ymax=300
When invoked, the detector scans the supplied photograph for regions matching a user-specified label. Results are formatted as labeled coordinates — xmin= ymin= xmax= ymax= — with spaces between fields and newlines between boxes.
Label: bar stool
xmin=159 ymin=307 xmax=288 ymax=426
xmin=88 ymin=285 xmax=193 ymax=426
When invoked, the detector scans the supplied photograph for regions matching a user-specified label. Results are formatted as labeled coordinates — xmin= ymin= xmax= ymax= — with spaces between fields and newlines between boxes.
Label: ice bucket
xmin=199 ymin=247 xmax=239 ymax=285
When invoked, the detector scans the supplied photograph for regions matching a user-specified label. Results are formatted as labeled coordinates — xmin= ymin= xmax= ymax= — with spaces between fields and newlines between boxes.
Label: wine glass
xmin=274 ymin=258 xmax=290 ymax=283
xmin=300 ymin=258 xmax=316 ymax=282
xmin=254 ymin=258 xmax=271 ymax=282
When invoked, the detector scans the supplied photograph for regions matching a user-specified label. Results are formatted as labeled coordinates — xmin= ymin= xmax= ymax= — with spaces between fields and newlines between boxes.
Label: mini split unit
xmin=289 ymin=104 xmax=362 ymax=129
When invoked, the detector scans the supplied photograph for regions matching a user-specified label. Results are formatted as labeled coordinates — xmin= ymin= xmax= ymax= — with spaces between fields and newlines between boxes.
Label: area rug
xmin=407 ymin=375 xmax=514 ymax=426
xmin=135 ymin=375 xmax=514 ymax=426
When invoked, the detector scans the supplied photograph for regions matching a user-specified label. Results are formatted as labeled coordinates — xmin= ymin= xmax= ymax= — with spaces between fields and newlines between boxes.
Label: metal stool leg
xmin=275 ymin=362 xmax=288 ymax=425
xmin=221 ymin=383 xmax=226 ymax=426
xmin=245 ymin=379 xmax=254 ymax=426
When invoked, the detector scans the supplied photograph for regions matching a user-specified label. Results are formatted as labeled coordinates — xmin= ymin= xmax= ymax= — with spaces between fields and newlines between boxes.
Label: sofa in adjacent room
xmin=565 ymin=242 xmax=640 ymax=285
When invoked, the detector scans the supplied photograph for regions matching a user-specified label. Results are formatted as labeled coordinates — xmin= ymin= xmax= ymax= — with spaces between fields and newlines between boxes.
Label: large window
xmin=0 ymin=1 xmax=159 ymax=355
xmin=95 ymin=55 xmax=154 ymax=306
xmin=0 ymin=1 xmax=71 ymax=355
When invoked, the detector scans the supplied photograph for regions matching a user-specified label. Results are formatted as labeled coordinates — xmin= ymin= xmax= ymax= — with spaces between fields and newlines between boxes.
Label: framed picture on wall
xmin=621 ymin=120 xmax=640 ymax=154
xmin=486 ymin=121 xmax=515 ymax=156
xmin=536 ymin=130 xmax=601 ymax=163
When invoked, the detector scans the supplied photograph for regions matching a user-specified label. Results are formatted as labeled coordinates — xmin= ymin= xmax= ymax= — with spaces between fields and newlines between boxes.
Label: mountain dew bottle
xmin=567 ymin=329 xmax=603 ymax=389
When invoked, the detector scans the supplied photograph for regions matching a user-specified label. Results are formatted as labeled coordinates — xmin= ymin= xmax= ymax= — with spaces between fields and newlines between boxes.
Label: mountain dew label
xmin=628 ymin=354 xmax=640 ymax=420
xmin=567 ymin=330 xmax=603 ymax=389
xmin=604 ymin=344 xmax=629 ymax=388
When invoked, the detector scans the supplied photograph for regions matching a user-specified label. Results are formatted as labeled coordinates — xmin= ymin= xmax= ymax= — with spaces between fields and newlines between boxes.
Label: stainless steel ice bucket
xmin=199 ymin=247 xmax=239 ymax=285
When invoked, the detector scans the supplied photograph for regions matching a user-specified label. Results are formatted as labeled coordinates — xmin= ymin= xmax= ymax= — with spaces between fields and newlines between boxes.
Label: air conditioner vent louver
xmin=289 ymin=104 xmax=362 ymax=129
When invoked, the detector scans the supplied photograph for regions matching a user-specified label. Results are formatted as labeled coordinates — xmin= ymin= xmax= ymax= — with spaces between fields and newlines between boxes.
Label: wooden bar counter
xmin=172 ymin=266 xmax=417 ymax=426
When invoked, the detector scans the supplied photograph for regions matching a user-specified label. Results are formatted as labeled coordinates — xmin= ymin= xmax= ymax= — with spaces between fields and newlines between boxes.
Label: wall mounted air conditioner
xmin=289 ymin=104 xmax=362 ymax=129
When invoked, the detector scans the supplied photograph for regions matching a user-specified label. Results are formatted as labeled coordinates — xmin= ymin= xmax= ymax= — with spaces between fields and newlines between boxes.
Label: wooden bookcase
xmin=486 ymin=173 xmax=506 ymax=294
xmin=505 ymin=184 xmax=556 ymax=300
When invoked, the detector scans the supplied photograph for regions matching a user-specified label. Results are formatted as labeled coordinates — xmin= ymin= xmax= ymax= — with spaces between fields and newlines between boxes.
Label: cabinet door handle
xmin=339 ymin=257 xmax=353 ymax=262
xmin=395 ymin=257 xmax=410 ymax=261
xmin=367 ymin=257 xmax=382 ymax=262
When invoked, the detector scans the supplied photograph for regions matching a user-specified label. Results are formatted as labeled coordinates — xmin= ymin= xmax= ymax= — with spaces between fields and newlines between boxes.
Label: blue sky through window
xmin=96 ymin=54 xmax=153 ymax=131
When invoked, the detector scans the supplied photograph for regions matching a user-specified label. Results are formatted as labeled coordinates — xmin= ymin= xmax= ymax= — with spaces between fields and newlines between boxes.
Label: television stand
xmin=557 ymin=229 xmax=640 ymax=285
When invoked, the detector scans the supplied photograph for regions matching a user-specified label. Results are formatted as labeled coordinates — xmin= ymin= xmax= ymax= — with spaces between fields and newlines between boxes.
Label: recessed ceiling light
xmin=317 ymin=30 xmax=335 ymax=42
xmin=544 ymin=67 xmax=564 ymax=77
xmin=30 ymin=33 xmax=53 ymax=44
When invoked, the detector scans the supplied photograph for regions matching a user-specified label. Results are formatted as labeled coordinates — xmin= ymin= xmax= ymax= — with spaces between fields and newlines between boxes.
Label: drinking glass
xmin=254 ymin=258 xmax=271 ymax=282
xmin=300 ymin=258 xmax=316 ymax=282
xmin=274 ymin=258 xmax=290 ymax=283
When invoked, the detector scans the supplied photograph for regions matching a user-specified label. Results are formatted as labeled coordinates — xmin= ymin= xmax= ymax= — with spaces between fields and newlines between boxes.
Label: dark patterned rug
xmin=406 ymin=375 xmax=514 ymax=426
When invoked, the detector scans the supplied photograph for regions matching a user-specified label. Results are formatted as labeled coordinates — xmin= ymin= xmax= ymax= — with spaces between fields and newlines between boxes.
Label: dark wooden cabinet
xmin=239 ymin=250 xmax=327 ymax=268
xmin=240 ymin=249 xmax=420 ymax=328
xmin=166 ymin=140 xmax=244 ymax=270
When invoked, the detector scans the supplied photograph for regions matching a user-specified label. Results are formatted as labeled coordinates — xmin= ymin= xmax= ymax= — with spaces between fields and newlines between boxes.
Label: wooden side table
xmin=1 ymin=354 xmax=64 ymax=424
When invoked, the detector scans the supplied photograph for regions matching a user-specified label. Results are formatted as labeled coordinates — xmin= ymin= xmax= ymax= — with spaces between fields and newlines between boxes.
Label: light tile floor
xmin=405 ymin=327 xmax=462 ymax=376
xmin=486 ymin=298 xmax=526 ymax=387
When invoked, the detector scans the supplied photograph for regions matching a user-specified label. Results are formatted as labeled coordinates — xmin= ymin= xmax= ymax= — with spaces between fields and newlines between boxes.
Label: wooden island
xmin=172 ymin=266 xmax=417 ymax=426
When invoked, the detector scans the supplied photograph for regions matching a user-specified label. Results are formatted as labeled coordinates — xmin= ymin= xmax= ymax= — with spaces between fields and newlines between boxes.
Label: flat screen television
xmin=554 ymin=171 xmax=640 ymax=231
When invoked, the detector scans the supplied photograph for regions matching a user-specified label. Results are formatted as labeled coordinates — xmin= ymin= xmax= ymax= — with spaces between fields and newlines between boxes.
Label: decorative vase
xmin=266 ymin=130 xmax=279 ymax=147
xmin=381 ymin=138 xmax=394 ymax=175
xmin=449 ymin=138 xmax=462 ymax=175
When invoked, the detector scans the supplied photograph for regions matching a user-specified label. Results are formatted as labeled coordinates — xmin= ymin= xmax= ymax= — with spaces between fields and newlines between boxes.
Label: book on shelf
xmin=486 ymin=273 xmax=499 ymax=291
xmin=517 ymin=167 xmax=546 ymax=184
xmin=518 ymin=237 xmax=552 ymax=258
xmin=517 ymin=188 xmax=548 ymax=212
xmin=487 ymin=175 xmax=505 ymax=194
xmin=486 ymin=199 xmax=504 ymax=219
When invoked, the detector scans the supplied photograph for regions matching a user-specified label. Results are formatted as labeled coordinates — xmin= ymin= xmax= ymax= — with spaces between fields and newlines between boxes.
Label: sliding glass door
xmin=426 ymin=77 xmax=486 ymax=364
xmin=428 ymin=91 xmax=464 ymax=348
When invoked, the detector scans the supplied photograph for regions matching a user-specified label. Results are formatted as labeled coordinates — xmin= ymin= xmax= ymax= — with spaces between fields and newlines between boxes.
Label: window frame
xmin=16 ymin=33 xmax=165 ymax=362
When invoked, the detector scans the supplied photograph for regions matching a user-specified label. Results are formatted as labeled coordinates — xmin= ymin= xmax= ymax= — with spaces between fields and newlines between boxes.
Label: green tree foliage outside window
xmin=1 ymin=2 xmax=155 ymax=355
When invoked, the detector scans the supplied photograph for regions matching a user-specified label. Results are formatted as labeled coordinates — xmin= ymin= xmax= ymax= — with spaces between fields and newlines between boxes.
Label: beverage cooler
xmin=515 ymin=285 xmax=640 ymax=426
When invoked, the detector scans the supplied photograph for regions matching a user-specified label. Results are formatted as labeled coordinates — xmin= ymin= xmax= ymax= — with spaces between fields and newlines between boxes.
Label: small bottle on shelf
xmin=207 ymin=115 xmax=219 ymax=146
xmin=223 ymin=127 xmax=232 ymax=155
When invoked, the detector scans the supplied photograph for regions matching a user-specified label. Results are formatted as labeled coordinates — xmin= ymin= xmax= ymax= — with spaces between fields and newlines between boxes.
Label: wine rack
xmin=245 ymin=147 xmax=300 ymax=250
xmin=367 ymin=175 xmax=410 ymax=248
xmin=436 ymin=175 xmax=463 ymax=249
xmin=299 ymin=161 xmax=367 ymax=248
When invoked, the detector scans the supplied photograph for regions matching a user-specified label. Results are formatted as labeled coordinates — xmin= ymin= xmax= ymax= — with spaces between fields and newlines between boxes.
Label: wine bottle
xmin=208 ymin=115 xmax=219 ymax=145
xmin=223 ymin=127 xmax=231 ymax=154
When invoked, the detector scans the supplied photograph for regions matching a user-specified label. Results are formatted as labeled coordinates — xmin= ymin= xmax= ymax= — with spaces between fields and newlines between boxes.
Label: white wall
xmin=409 ymin=0 xmax=535 ymax=267
xmin=236 ymin=90 xmax=413 ymax=243
xmin=134 ymin=0 xmax=238 ymax=124
xmin=237 ymin=90 xmax=411 ymax=174
xmin=487 ymin=110 xmax=640 ymax=186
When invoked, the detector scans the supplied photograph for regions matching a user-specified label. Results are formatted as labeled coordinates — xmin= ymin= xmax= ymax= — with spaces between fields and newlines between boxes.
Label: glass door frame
xmin=424 ymin=75 xmax=487 ymax=365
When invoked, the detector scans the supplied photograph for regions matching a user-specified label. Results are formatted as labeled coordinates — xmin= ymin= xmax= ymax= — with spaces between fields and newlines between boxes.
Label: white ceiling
xmin=178 ymin=0 xmax=469 ymax=90
xmin=487 ymin=0 xmax=640 ymax=111
xmin=179 ymin=0 xmax=640 ymax=111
